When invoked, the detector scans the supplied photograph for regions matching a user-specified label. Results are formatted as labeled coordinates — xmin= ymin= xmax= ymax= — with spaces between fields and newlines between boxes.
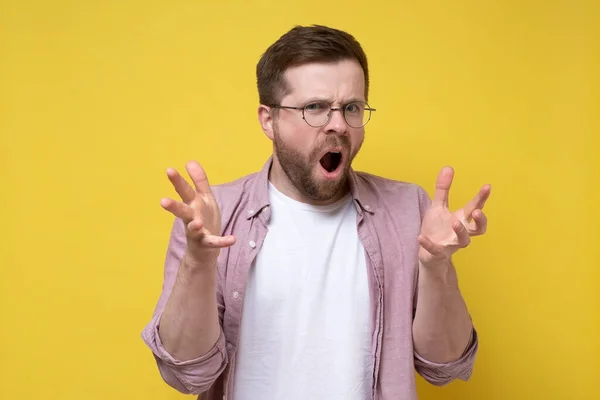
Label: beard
xmin=272 ymin=122 xmax=362 ymax=202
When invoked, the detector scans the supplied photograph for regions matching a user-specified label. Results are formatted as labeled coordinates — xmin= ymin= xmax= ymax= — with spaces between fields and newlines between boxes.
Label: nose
xmin=324 ymin=108 xmax=348 ymax=135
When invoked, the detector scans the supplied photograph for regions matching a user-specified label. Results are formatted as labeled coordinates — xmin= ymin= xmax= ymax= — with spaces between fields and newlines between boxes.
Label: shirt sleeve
xmin=140 ymin=217 xmax=228 ymax=395
xmin=413 ymin=327 xmax=479 ymax=386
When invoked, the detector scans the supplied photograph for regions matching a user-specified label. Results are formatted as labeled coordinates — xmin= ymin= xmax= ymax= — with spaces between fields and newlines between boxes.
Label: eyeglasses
xmin=268 ymin=100 xmax=376 ymax=128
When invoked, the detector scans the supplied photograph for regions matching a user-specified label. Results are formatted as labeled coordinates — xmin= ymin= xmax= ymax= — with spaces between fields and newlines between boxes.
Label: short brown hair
xmin=256 ymin=25 xmax=369 ymax=106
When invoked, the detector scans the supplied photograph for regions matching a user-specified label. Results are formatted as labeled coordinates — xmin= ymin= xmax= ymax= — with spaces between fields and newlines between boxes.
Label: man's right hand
xmin=160 ymin=161 xmax=236 ymax=265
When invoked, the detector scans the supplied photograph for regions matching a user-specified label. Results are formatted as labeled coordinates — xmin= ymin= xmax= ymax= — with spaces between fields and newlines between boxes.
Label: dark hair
xmin=256 ymin=25 xmax=369 ymax=106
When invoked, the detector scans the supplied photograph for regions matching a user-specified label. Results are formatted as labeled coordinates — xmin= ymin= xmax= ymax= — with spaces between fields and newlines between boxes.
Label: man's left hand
xmin=418 ymin=166 xmax=491 ymax=268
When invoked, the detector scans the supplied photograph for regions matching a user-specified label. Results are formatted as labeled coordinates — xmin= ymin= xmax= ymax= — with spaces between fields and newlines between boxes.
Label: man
xmin=141 ymin=25 xmax=491 ymax=400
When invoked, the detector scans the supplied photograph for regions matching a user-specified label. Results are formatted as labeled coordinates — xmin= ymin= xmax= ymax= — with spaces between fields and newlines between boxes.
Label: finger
xmin=160 ymin=198 xmax=194 ymax=222
xmin=198 ymin=234 xmax=237 ymax=248
xmin=467 ymin=209 xmax=487 ymax=235
xmin=186 ymin=225 xmax=236 ymax=248
xmin=452 ymin=220 xmax=471 ymax=247
xmin=186 ymin=161 xmax=212 ymax=194
xmin=418 ymin=234 xmax=445 ymax=257
xmin=187 ymin=218 xmax=206 ymax=233
xmin=187 ymin=217 xmax=225 ymax=241
xmin=432 ymin=166 xmax=454 ymax=208
xmin=464 ymin=184 xmax=491 ymax=220
xmin=166 ymin=168 xmax=196 ymax=204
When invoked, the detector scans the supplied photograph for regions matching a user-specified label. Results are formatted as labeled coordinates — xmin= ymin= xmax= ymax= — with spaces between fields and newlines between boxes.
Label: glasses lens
xmin=303 ymin=101 xmax=331 ymax=127
xmin=344 ymin=101 xmax=371 ymax=128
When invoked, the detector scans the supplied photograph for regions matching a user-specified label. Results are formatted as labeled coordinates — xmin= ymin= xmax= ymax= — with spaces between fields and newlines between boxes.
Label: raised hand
xmin=418 ymin=166 xmax=491 ymax=268
xmin=160 ymin=161 xmax=236 ymax=262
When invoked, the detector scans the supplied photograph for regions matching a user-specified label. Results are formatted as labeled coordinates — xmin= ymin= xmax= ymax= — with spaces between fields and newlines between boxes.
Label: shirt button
xmin=248 ymin=209 xmax=254 ymax=215
xmin=248 ymin=240 xmax=256 ymax=248
xmin=226 ymin=342 xmax=232 ymax=350
xmin=232 ymin=291 xmax=239 ymax=299
xmin=364 ymin=204 xmax=371 ymax=211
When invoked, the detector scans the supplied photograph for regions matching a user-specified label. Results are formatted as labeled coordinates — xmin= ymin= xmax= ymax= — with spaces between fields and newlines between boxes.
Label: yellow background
xmin=1 ymin=1 xmax=598 ymax=399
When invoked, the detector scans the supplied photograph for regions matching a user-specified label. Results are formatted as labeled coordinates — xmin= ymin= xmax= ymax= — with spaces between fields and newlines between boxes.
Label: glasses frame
xmin=268 ymin=100 xmax=377 ymax=128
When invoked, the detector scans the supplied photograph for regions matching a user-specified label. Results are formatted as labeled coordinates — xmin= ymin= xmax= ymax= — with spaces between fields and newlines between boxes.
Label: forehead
xmin=282 ymin=59 xmax=365 ymax=103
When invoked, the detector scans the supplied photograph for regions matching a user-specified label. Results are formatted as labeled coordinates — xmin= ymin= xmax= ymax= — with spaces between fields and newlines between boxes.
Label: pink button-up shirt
xmin=141 ymin=157 xmax=477 ymax=399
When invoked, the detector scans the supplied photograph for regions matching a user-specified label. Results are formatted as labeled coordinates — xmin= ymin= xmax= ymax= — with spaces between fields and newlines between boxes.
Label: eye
xmin=304 ymin=101 xmax=328 ymax=112
xmin=345 ymin=102 xmax=363 ymax=113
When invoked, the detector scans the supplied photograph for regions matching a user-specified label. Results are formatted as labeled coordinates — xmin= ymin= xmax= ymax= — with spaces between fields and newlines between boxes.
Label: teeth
xmin=330 ymin=151 xmax=340 ymax=154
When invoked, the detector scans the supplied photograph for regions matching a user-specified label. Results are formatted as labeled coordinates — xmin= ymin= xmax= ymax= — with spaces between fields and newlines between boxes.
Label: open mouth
xmin=319 ymin=151 xmax=343 ymax=173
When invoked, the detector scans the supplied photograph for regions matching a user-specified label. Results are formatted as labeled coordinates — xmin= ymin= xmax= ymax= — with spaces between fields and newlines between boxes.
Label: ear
xmin=258 ymin=105 xmax=275 ymax=141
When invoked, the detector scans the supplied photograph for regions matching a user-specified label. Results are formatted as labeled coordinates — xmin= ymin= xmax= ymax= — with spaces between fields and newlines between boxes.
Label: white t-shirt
xmin=232 ymin=182 xmax=373 ymax=400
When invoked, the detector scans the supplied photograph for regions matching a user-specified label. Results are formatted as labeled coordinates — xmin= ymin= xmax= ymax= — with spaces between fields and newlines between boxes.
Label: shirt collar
xmin=246 ymin=156 xmax=376 ymax=220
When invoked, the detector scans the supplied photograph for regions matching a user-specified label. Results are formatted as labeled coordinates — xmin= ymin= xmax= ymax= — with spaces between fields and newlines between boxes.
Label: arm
xmin=141 ymin=218 xmax=228 ymax=395
xmin=141 ymin=161 xmax=236 ymax=395
xmin=412 ymin=167 xmax=490 ymax=385
xmin=160 ymin=251 xmax=221 ymax=361
xmin=412 ymin=259 xmax=473 ymax=363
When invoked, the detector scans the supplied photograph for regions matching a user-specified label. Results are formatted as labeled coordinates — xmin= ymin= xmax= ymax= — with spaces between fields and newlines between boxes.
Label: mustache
xmin=315 ymin=136 xmax=351 ymax=152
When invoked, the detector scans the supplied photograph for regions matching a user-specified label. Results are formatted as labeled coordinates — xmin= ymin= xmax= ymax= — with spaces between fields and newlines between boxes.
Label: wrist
xmin=177 ymin=252 xmax=218 ymax=291
xmin=419 ymin=258 xmax=453 ymax=284
xmin=182 ymin=249 xmax=219 ymax=272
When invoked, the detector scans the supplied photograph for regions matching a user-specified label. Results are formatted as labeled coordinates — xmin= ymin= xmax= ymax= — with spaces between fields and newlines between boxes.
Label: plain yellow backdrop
xmin=1 ymin=1 xmax=598 ymax=399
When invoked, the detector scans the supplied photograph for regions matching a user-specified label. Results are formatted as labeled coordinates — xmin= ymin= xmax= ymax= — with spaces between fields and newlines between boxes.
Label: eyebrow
xmin=301 ymin=97 xmax=366 ymax=105
xmin=343 ymin=97 xmax=366 ymax=104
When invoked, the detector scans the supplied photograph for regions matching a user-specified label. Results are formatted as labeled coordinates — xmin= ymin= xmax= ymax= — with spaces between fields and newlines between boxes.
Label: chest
xmin=251 ymin=204 xmax=368 ymax=300
xmin=221 ymin=204 xmax=420 ymax=322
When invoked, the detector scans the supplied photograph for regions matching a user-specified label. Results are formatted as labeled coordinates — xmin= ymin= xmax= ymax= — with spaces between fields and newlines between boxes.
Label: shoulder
xmin=209 ymin=171 xmax=262 ymax=219
xmin=210 ymin=172 xmax=260 ymax=201
xmin=353 ymin=171 xmax=432 ymax=217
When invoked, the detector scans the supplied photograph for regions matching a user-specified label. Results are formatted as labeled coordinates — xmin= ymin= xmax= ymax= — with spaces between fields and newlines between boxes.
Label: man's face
xmin=269 ymin=59 xmax=366 ymax=203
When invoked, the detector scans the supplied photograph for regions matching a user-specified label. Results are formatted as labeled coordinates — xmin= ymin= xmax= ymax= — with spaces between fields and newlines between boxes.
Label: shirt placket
xmin=357 ymin=209 xmax=384 ymax=400
xmin=223 ymin=208 xmax=269 ymax=398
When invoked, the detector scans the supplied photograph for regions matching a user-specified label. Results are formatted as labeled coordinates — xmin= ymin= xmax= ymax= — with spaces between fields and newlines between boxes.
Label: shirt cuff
xmin=414 ymin=327 xmax=479 ymax=385
xmin=141 ymin=312 xmax=228 ymax=394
